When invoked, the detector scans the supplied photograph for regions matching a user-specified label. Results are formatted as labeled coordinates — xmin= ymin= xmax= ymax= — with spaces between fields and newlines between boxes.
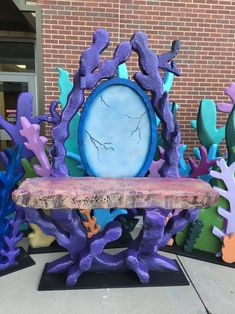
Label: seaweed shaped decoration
xmin=49 ymin=29 xmax=132 ymax=177
xmin=80 ymin=209 xmax=101 ymax=238
xmin=210 ymin=158 xmax=235 ymax=241
xmin=0 ymin=93 xmax=47 ymax=160
xmin=21 ymin=158 xmax=37 ymax=179
xmin=216 ymin=82 xmax=235 ymax=113
xmin=131 ymin=32 xmax=181 ymax=177
xmin=0 ymin=146 xmax=24 ymax=270
xmin=191 ymin=99 xmax=225 ymax=151
xmin=20 ymin=117 xmax=51 ymax=177
xmin=183 ymin=220 xmax=203 ymax=252
xmin=20 ymin=117 xmax=55 ymax=248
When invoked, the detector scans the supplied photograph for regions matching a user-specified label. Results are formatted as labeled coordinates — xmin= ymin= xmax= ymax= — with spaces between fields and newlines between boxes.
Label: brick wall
xmin=37 ymin=0 xmax=235 ymax=154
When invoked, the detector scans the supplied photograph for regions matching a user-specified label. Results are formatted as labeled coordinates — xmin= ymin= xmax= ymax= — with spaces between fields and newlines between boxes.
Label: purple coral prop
xmin=50 ymin=29 xmax=132 ymax=177
xmin=20 ymin=117 xmax=51 ymax=177
xmin=216 ymin=82 xmax=235 ymax=113
xmin=149 ymin=147 xmax=165 ymax=177
xmin=188 ymin=146 xmax=217 ymax=179
xmin=23 ymin=205 xmax=199 ymax=286
xmin=0 ymin=206 xmax=24 ymax=270
xmin=0 ymin=93 xmax=47 ymax=160
xmin=0 ymin=146 xmax=24 ymax=270
xmin=131 ymin=32 xmax=181 ymax=177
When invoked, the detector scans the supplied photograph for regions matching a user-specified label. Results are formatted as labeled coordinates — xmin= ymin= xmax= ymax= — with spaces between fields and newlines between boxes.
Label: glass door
xmin=0 ymin=72 xmax=37 ymax=150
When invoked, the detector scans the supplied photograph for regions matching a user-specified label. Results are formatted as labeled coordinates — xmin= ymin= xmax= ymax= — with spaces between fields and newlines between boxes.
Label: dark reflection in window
xmin=0 ymin=42 xmax=35 ymax=72
xmin=0 ymin=81 xmax=28 ymax=152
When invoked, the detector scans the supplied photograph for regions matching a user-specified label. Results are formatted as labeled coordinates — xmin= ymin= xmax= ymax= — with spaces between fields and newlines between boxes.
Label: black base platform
xmin=38 ymin=260 xmax=189 ymax=291
xmin=0 ymin=247 xmax=35 ymax=278
xmin=105 ymin=236 xmax=134 ymax=249
xmin=160 ymin=244 xmax=235 ymax=269
xmin=28 ymin=241 xmax=67 ymax=254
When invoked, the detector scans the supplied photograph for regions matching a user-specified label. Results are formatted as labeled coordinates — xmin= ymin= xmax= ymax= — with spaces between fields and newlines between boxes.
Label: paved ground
xmin=0 ymin=245 xmax=234 ymax=314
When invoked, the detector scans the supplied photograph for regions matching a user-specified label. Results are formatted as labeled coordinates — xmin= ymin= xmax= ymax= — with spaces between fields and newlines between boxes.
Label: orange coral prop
xmin=80 ymin=209 xmax=101 ymax=238
xmin=222 ymin=233 xmax=235 ymax=263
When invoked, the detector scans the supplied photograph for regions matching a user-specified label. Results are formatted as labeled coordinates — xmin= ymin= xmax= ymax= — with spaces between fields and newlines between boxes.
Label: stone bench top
xmin=13 ymin=177 xmax=218 ymax=210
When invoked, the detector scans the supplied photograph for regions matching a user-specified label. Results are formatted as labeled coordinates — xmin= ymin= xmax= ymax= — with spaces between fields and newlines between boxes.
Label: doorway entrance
xmin=0 ymin=72 xmax=37 ymax=150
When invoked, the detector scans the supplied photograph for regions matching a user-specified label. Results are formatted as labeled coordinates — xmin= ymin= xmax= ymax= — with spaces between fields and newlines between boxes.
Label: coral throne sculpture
xmin=13 ymin=29 xmax=217 ymax=288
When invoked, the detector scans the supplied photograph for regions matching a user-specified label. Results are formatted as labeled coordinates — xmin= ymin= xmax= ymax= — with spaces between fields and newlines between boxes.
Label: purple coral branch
xmin=50 ymin=29 xmax=132 ymax=176
xmin=0 ymin=206 xmax=24 ymax=270
xmin=24 ymin=208 xmax=87 ymax=259
xmin=157 ymin=208 xmax=200 ymax=248
xmin=216 ymin=82 xmax=235 ymax=113
xmin=23 ymin=203 xmax=199 ymax=286
xmin=20 ymin=117 xmax=51 ymax=177
xmin=216 ymin=103 xmax=234 ymax=113
xmin=158 ymin=40 xmax=181 ymax=75
xmin=39 ymin=101 xmax=61 ymax=125
xmin=188 ymin=146 xmax=217 ymax=178
xmin=148 ymin=147 xmax=165 ymax=177
xmin=66 ymin=221 xmax=122 ymax=286
xmin=131 ymin=32 xmax=181 ymax=177
xmin=225 ymin=82 xmax=235 ymax=104
xmin=157 ymin=93 xmax=181 ymax=177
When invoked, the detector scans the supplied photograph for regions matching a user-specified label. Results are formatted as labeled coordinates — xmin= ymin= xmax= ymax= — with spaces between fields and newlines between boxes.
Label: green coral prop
xmin=21 ymin=158 xmax=37 ymax=179
xmin=183 ymin=220 xmax=203 ymax=252
xmin=176 ymin=182 xmax=224 ymax=254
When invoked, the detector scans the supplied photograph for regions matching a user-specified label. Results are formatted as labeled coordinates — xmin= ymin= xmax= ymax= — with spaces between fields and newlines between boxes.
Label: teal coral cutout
xmin=191 ymin=99 xmax=225 ymax=151
xmin=163 ymin=71 xmax=174 ymax=93
xmin=93 ymin=208 xmax=127 ymax=230
xmin=117 ymin=63 xmax=128 ymax=79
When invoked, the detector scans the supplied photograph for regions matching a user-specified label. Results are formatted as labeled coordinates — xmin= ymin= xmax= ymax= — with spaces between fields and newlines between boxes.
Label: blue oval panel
xmin=78 ymin=78 xmax=157 ymax=177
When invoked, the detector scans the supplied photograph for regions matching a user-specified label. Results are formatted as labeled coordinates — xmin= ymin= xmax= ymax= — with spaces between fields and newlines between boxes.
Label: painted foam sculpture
xmin=0 ymin=93 xmax=47 ymax=160
xmin=20 ymin=117 xmax=55 ymax=248
xmin=191 ymin=99 xmax=225 ymax=151
xmin=13 ymin=29 xmax=202 ymax=287
xmin=0 ymin=145 xmax=24 ymax=270
xmin=13 ymin=177 xmax=218 ymax=286
xmin=216 ymin=82 xmax=235 ymax=113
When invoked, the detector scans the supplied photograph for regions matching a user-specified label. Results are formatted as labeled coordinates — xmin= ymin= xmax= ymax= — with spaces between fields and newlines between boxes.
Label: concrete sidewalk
xmin=0 ymin=249 xmax=234 ymax=314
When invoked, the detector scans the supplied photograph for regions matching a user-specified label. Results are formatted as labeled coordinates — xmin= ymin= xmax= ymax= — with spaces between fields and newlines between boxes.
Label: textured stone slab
xmin=13 ymin=177 xmax=218 ymax=210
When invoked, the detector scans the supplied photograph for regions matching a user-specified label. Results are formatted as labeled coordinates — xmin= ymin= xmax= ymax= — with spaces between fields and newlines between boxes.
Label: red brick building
xmin=1 ymin=0 xmax=235 ymax=152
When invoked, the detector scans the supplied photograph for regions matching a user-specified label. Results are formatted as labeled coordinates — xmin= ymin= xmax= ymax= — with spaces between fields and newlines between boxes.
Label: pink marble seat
xmin=13 ymin=176 xmax=218 ymax=210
